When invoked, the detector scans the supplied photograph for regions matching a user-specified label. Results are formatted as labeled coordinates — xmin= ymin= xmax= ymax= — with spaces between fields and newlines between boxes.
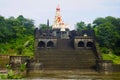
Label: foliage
xmin=0 ymin=69 xmax=23 ymax=79
xmin=76 ymin=21 xmax=86 ymax=31
xmin=0 ymin=15 xmax=34 ymax=56
xmin=102 ymin=53 xmax=120 ymax=64
xmin=76 ymin=21 xmax=93 ymax=31
xmin=0 ymin=74 xmax=7 ymax=79
xmin=0 ymin=63 xmax=26 ymax=79
xmin=6 ymin=64 xmax=11 ymax=70
xmin=20 ymin=62 xmax=27 ymax=72
xmin=0 ymin=15 xmax=32 ymax=79
xmin=7 ymin=70 xmax=15 ymax=79
xmin=93 ymin=16 xmax=120 ymax=55
xmin=39 ymin=24 xmax=52 ymax=31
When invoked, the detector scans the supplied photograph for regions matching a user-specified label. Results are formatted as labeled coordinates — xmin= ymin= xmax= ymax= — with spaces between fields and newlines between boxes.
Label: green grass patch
xmin=102 ymin=53 xmax=120 ymax=64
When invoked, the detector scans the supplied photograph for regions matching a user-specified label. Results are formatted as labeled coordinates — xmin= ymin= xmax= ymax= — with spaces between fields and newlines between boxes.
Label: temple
xmin=6 ymin=4 xmax=116 ymax=74
xmin=33 ymin=5 xmax=102 ymax=70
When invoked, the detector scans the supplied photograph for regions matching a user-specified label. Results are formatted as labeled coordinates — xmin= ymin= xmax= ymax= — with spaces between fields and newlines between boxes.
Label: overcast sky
xmin=0 ymin=0 xmax=120 ymax=29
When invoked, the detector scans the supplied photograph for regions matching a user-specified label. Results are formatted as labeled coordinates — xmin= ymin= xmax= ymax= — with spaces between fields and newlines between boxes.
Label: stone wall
xmin=35 ymin=38 xmax=57 ymax=49
xmin=112 ymin=65 xmax=120 ymax=72
xmin=0 ymin=55 xmax=9 ymax=69
xmin=96 ymin=60 xmax=113 ymax=73
xmin=10 ymin=56 xmax=29 ymax=70
xmin=74 ymin=37 xmax=94 ymax=49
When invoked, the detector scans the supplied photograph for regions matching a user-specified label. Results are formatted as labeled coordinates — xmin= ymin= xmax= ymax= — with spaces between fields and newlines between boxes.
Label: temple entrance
xmin=78 ymin=41 xmax=84 ymax=47
xmin=38 ymin=41 xmax=45 ymax=48
xmin=47 ymin=41 xmax=54 ymax=47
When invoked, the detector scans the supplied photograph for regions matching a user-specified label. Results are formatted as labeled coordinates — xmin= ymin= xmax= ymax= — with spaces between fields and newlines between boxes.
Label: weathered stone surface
xmin=33 ymin=28 xmax=99 ymax=70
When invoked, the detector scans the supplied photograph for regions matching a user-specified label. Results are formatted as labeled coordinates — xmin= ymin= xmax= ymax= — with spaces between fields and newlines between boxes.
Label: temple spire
xmin=52 ymin=4 xmax=68 ymax=31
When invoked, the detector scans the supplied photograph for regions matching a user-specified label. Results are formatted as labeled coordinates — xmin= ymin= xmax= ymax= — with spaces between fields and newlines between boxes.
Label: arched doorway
xmin=78 ymin=41 xmax=84 ymax=47
xmin=47 ymin=41 xmax=54 ymax=47
xmin=38 ymin=41 xmax=45 ymax=48
xmin=87 ymin=42 xmax=94 ymax=47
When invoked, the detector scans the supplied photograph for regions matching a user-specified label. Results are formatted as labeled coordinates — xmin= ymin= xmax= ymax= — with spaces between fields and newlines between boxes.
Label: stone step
xmin=42 ymin=63 xmax=96 ymax=67
xmin=36 ymin=49 xmax=95 ymax=53
xmin=40 ymin=61 xmax=95 ymax=64
xmin=38 ymin=60 xmax=96 ymax=67
xmin=39 ymin=59 xmax=95 ymax=61
xmin=38 ymin=55 xmax=95 ymax=58
xmin=41 ymin=65 xmax=96 ymax=70
xmin=34 ymin=49 xmax=97 ymax=70
xmin=38 ymin=56 xmax=96 ymax=61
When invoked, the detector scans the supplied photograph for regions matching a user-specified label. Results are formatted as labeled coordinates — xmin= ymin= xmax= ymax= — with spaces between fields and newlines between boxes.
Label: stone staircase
xmin=35 ymin=49 xmax=97 ymax=70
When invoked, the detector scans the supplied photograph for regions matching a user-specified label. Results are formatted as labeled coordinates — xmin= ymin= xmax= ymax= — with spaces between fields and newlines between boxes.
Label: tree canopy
xmin=0 ymin=15 xmax=34 ymax=56
xmin=76 ymin=21 xmax=92 ymax=31
xmin=39 ymin=24 xmax=52 ymax=31
xmin=93 ymin=16 xmax=120 ymax=55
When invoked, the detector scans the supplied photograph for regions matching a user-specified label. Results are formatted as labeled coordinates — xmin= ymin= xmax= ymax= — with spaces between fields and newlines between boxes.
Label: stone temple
xmin=34 ymin=5 xmax=101 ymax=70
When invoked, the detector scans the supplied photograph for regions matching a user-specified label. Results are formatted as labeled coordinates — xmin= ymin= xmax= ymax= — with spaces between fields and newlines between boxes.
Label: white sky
xmin=0 ymin=0 xmax=120 ymax=30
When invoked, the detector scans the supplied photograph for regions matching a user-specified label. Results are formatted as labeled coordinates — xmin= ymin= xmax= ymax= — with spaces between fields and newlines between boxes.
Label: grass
xmin=102 ymin=53 xmax=120 ymax=64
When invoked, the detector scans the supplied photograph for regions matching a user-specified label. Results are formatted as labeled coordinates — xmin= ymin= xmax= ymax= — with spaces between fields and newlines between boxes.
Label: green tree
xmin=93 ymin=17 xmax=106 ymax=26
xmin=86 ymin=23 xmax=92 ymax=30
xmin=96 ymin=22 xmax=116 ymax=47
xmin=76 ymin=21 xmax=86 ymax=31
xmin=93 ymin=16 xmax=120 ymax=55
xmin=39 ymin=24 xmax=51 ymax=31
xmin=0 ymin=15 xmax=34 ymax=55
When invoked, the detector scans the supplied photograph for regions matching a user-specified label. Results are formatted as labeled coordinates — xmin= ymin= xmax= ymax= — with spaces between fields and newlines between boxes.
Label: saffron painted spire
xmin=52 ymin=4 xmax=68 ymax=30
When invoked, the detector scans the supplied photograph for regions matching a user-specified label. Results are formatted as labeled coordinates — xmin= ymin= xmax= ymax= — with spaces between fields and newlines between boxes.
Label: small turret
xmin=47 ymin=19 xmax=49 ymax=27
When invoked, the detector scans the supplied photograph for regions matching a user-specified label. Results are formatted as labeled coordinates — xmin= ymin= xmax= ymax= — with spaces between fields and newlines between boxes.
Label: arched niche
xmin=38 ymin=41 xmax=45 ymax=48
xmin=47 ymin=41 xmax=54 ymax=47
xmin=78 ymin=41 xmax=85 ymax=47
xmin=87 ymin=42 xmax=94 ymax=47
